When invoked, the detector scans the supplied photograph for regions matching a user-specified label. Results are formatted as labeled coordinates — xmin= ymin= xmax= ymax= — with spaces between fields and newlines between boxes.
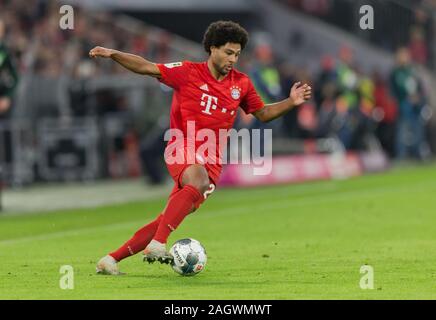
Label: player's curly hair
xmin=202 ymin=21 xmax=249 ymax=55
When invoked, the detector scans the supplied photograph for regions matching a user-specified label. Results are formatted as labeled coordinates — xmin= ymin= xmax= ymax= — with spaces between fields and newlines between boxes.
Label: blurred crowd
xmin=0 ymin=0 xmax=177 ymax=126
xmin=0 ymin=0 xmax=174 ymax=80
xmin=0 ymin=0 xmax=434 ymax=185
xmin=280 ymin=0 xmax=436 ymax=68
xmin=0 ymin=0 xmax=180 ymax=182
xmin=242 ymin=43 xmax=431 ymax=161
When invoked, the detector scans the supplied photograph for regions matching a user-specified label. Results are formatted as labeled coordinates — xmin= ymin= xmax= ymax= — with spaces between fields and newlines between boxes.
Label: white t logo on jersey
xmin=200 ymin=93 xmax=218 ymax=115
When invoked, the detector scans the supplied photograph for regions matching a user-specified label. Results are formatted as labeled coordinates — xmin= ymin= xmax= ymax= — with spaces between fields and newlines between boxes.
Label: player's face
xmin=210 ymin=43 xmax=241 ymax=76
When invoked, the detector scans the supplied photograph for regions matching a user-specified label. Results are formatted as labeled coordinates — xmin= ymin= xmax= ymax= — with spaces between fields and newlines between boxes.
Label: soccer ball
xmin=169 ymin=238 xmax=207 ymax=276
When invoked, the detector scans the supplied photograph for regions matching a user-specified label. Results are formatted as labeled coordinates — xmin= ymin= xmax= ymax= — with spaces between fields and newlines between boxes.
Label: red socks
xmin=108 ymin=184 xmax=203 ymax=262
xmin=109 ymin=214 xmax=163 ymax=261
xmin=153 ymin=184 xmax=202 ymax=244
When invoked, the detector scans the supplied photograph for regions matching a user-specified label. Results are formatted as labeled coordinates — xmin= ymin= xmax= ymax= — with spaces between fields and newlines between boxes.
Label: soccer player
xmin=90 ymin=21 xmax=311 ymax=275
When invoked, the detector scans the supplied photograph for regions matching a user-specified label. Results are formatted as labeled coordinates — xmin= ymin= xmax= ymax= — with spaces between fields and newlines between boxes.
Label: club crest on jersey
xmin=230 ymin=86 xmax=241 ymax=100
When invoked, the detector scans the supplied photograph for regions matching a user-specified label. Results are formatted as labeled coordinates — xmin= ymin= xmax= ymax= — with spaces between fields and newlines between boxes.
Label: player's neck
xmin=207 ymin=59 xmax=227 ymax=82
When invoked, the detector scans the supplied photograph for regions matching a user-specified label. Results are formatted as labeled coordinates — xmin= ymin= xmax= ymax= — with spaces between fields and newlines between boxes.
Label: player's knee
xmin=191 ymin=178 xmax=210 ymax=195
xmin=182 ymin=165 xmax=210 ymax=194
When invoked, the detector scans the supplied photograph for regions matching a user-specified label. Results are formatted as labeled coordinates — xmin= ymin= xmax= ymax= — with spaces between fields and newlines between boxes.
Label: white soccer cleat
xmin=96 ymin=255 xmax=124 ymax=275
xmin=142 ymin=240 xmax=173 ymax=264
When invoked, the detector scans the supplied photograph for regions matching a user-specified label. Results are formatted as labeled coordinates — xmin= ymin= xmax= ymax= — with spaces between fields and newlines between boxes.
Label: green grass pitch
xmin=1 ymin=164 xmax=436 ymax=299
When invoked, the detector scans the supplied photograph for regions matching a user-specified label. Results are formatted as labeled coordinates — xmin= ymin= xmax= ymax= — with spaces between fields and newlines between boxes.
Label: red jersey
xmin=156 ymin=60 xmax=264 ymax=181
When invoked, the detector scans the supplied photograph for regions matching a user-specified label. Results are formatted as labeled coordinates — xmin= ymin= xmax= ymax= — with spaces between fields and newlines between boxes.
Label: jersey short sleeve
xmin=156 ymin=61 xmax=191 ymax=90
xmin=240 ymin=77 xmax=265 ymax=114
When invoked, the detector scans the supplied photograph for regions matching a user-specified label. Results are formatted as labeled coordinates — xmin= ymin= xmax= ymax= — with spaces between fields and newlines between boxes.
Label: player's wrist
xmin=108 ymin=49 xmax=116 ymax=58
xmin=287 ymin=96 xmax=296 ymax=108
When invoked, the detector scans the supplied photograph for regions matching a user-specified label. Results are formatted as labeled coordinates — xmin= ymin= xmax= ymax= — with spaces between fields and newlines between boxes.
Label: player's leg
xmin=143 ymin=164 xmax=210 ymax=262
xmin=96 ymin=183 xmax=184 ymax=274
xmin=96 ymin=213 xmax=164 ymax=274
xmin=111 ymin=214 xmax=164 ymax=261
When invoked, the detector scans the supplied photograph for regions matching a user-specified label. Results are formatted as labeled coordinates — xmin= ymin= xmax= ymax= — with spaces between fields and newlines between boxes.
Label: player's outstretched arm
xmin=89 ymin=46 xmax=161 ymax=78
xmin=253 ymin=82 xmax=312 ymax=123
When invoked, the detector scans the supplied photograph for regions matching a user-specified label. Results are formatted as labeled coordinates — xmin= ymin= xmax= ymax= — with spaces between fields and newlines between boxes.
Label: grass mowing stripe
xmin=0 ymin=165 xmax=436 ymax=299
xmin=1 ymin=172 xmax=433 ymax=245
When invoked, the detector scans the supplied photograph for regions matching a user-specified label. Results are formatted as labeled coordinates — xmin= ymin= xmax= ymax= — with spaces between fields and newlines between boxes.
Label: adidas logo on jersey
xmin=199 ymin=84 xmax=209 ymax=91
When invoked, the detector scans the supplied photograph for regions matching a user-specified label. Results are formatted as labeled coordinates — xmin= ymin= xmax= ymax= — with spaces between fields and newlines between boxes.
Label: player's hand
xmin=89 ymin=46 xmax=113 ymax=59
xmin=290 ymin=82 xmax=312 ymax=106
xmin=0 ymin=97 xmax=11 ymax=114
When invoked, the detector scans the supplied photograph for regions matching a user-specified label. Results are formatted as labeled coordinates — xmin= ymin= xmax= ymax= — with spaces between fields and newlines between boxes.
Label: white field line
xmin=0 ymin=178 xmax=433 ymax=246
xmin=1 ymin=181 xmax=172 ymax=215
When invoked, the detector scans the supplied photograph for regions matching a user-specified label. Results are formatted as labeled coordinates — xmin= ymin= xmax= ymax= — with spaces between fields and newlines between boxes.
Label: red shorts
xmin=165 ymin=143 xmax=221 ymax=208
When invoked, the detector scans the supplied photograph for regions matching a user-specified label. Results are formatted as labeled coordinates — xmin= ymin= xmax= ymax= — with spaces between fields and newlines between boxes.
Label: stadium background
xmin=1 ymin=0 xmax=436 ymax=300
